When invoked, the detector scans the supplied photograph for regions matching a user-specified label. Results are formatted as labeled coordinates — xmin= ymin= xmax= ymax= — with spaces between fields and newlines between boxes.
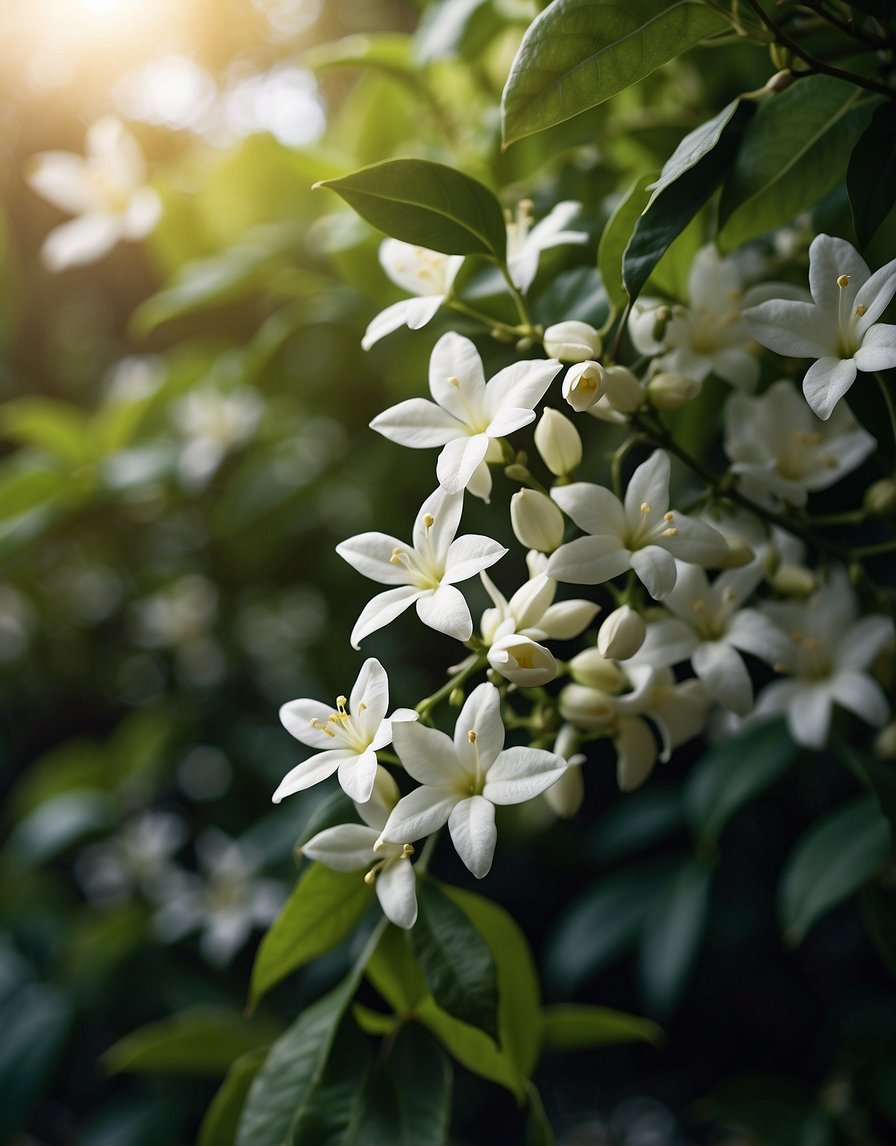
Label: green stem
xmin=416 ymin=654 xmax=487 ymax=722
xmin=446 ymin=297 xmax=526 ymax=340
xmin=498 ymin=264 xmax=537 ymax=336
xmin=875 ymin=372 xmax=896 ymax=454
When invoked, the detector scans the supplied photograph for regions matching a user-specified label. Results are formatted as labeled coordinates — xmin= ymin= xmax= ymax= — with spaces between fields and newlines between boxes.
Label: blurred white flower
xmin=175 ymin=385 xmax=264 ymax=490
xmin=505 ymin=199 xmax=588 ymax=294
xmin=362 ymin=240 xmax=465 ymax=350
xmin=75 ymin=810 xmax=187 ymax=905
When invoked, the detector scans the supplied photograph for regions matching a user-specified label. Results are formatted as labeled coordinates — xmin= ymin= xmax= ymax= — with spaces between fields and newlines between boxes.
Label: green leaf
xmin=103 ymin=1008 xmax=277 ymax=1078
xmin=0 ymin=464 xmax=66 ymax=523
xmin=315 ymin=160 xmax=507 ymax=260
xmin=648 ymin=99 xmax=745 ymax=203
xmin=685 ymin=719 xmax=796 ymax=848
xmin=598 ymin=173 xmax=656 ymax=311
xmin=0 ymin=983 xmax=72 ymax=1140
xmin=848 ymin=102 xmax=896 ymax=248
xmin=847 ymin=747 xmax=896 ymax=836
xmin=525 ymin=1081 xmax=556 ymax=1146
xmin=352 ymin=1003 xmax=395 ymax=1038
xmin=287 ymin=1015 xmax=373 ymax=1145
xmin=779 ymin=796 xmax=891 ymax=945
xmin=410 ymin=880 xmax=500 ymax=1043
xmin=249 ymin=862 xmax=374 ymax=1009
xmin=1 ymin=398 xmax=90 ymax=465
xmin=718 ymin=77 xmax=872 ymax=252
xmin=623 ymin=98 xmax=755 ymax=304
xmin=367 ymin=924 xmax=430 ymax=1015
xmin=198 ymin=1050 xmax=267 ymax=1146
xmin=414 ymin=0 xmax=501 ymax=64
xmin=541 ymin=1004 xmax=663 ymax=1051
xmin=588 ymin=785 xmax=683 ymax=865
xmin=638 ymin=860 xmax=712 ymax=1017
xmin=7 ymin=790 xmax=112 ymax=863
xmin=862 ymin=884 xmax=896 ymax=982
xmin=501 ymin=0 xmax=731 ymax=145
xmin=305 ymin=33 xmax=414 ymax=75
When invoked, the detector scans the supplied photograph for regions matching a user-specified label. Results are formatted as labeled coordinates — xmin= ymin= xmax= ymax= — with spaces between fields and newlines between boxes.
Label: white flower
xmin=562 ymin=361 xmax=605 ymax=412
xmin=753 ymin=568 xmax=894 ymax=748
xmin=26 ymin=116 xmax=161 ymax=272
xmin=336 ymin=486 xmax=506 ymax=647
xmin=74 ymin=810 xmax=187 ymax=905
xmin=274 ymin=658 xmax=416 ymax=804
xmin=543 ymin=321 xmax=601 ymax=363
xmin=370 ymin=332 xmax=560 ymax=499
xmin=743 ymin=234 xmax=896 ymax=419
xmin=547 ymin=450 xmax=729 ymax=600
xmin=534 ymin=407 xmax=582 ymax=477
xmin=506 ymin=199 xmax=588 ymax=294
xmin=175 ymin=385 xmax=264 ymax=490
xmin=378 ymin=682 xmax=566 ymax=878
xmin=361 ymin=239 xmax=464 ymax=350
xmin=723 ymin=379 xmax=875 ymax=509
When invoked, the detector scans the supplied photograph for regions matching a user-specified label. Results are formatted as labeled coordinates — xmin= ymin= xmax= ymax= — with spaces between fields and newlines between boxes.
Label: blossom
xmin=378 ymin=682 xmax=566 ymax=877
xmin=336 ymin=486 xmax=506 ymax=647
xmin=506 ymin=199 xmax=588 ymax=294
xmin=547 ymin=450 xmax=729 ymax=600
xmin=175 ymin=384 xmax=264 ymax=490
xmin=743 ymin=234 xmax=896 ymax=419
xmin=74 ymin=810 xmax=187 ymax=905
xmin=753 ymin=568 xmax=894 ymax=748
xmin=361 ymin=240 xmax=464 ymax=350
xmin=370 ymin=332 xmax=560 ymax=499
xmin=723 ymin=379 xmax=875 ymax=509
xmin=274 ymin=658 xmax=416 ymax=804
xmin=26 ymin=116 xmax=161 ymax=272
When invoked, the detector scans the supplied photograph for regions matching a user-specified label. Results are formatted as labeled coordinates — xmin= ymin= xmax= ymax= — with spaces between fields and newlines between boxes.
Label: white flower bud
xmin=534 ymin=408 xmax=582 ymax=477
xmin=770 ymin=562 xmax=817 ymax=598
xmin=543 ymin=321 xmax=602 ymax=363
xmin=510 ymin=489 xmax=565 ymax=552
xmin=600 ymin=365 xmax=644 ymax=413
xmin=567 ymin=648 xmax=625 ymax=692
xmin=865 ymin=478 xmax=896 ymax=517
xmin=538 ymin=599 xmax=601 ymax=641
xmin=562 ymin=361 xmax=605 ymax=412
xmin=715 ymin=538 xmax=755 ymax=569
xmin=487 ymin=633 xmax=557 ymax=687
xmin=542 ymin=761 xmax=584 ymax=817
xmin=647 ymin=371 xmax=702 ymax=411
xmin=559 ymin=682 xmax=616 ymax=730
xmin=597 ymin=605 xmax=646 ymax=661
xmin=616 ymin=717 xmax=657 ymax=791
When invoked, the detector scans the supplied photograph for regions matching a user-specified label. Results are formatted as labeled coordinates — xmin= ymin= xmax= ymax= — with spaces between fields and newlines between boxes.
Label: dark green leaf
xmin=541 ymin=1004 xmax=663 ymax=1050
xmin=287 ymin=1015 xmax=373 ymax=1145
xmin=198 ymin=1050 xmax=267 ymax=1146
xmin=249 ymin=862 xmax=374 ymax=1009
xmin=638 ymin=860 xmax=712 ymax=1017
xmin=597 ymin=173 xmax=656 ymax=311
xmin=623 ymin=98 xmax=755 ymax=303
xmin=588 ymin=785 xmax=683 ymax=865
xmin=847 ymin=747 xmax=896 ymax=837
xmin=648 ymin=99 xmax=745 ymax=201
xmin=367 ymin=924 xmax=430 ymax=1015
xmin=848 ymin=102 xmax=896 ymax=248
xmin=718 ymin=77 xmax=872 ymax=252
xmin=410 ymin=880 xmax=499 ymax=1043
xmin=501 ymin=0 xmax=731 ymax=145
xmin=7 ymin=790 xmax=112 ymax=863
xmin=862 ymin=884 xmax=896 ymax=982
xmin=532 ymin=266 xmax=608 ymax=327
xmin=316 ymin=160 xmax=507 ymax=259
xmin=354 ymin=1024 xmax=452 ymax=1146
xmin=0 ymin=983 xmax=72 ymax=1140
xmin=525 ymin=1081 xmax=555 ymax=1146
xmin=685 ymin=718 xmax=796 ymax=847
xmin=779 ymin=796 xmax=891 ymax=945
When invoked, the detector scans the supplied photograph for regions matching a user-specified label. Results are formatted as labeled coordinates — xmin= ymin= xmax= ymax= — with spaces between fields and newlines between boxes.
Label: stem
xmin=416 ymin=654 xmax=487 ymax=722
xmin=875 ymin=372 xmax=896 ymax=453
xmin=446 ymin=297 xmax=527 ymax=340
xmin=498 ymin=264 xmax=537 ymax=336
xmin=793 ymin=0 xmax=888 ymax=50
xmin=416 ymin=830 xmax=441 ymax=874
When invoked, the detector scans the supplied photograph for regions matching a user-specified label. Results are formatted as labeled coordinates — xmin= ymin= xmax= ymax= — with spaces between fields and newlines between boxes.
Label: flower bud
xmin=510 ymin=489 xmax=565 ymax=552
xmin=715 ymin=538 xmax=755 ymax=569
xmin=568 ymin=647 xmax=626 ymax=692
xmin=865 ymin=478 xmax=896 ymax=517
xmin=562 ymin=361 xmax=604 ymax=412
xmin=559 ymin=682 xmax=617 ymax=730
xmin=597 ymin=605 xmax=646 ymax=661
xmin=874 ymin=720 xmax=896 ymax=759
xmin=488 ymin=633 xmax=557 ymax=687
xmin=769 ymin=562 xmax=816 ymax=598
xmin=542 ymin=760 xmax=584 ymax=818
xmin=647 ymin=371 xmax=702 ymax=411
xmin=534 ymin=408 xmax=582 ymax=477
xmin=543 ymin=321 xmax=602 ymax=363
xmin=600 ymin=365 xmax=644 ymax=413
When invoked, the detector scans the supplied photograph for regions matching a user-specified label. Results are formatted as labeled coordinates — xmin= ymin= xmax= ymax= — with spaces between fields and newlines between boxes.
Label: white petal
xmin=802 ymin=356 xmax=857 ymax=420
xmin=271 ymin=748 xmax=352 ymax=803
xmin=630 ymin=545 xmax=677 ymax=600
xmin=624 ymin=450 xmax=670 ymax=524
xmin=787 ymin=683 xmax=833 ymax=749
xmin=448 ymin=796 xmax=497 ymax=878
xmin=363 ymin=299 xmax=431 ymax=350
xmin=455 ymin=682 xmax=504 ymax=768
xmin=392 ymin=720 xmax=468 ymax=787
xmin=537 ymin=599 xmax=601 ymax=640
xmin=437 ymin=434 xmax=490 ymax=493
xmin=26 ymin=152 xmax=100 ymax=214
xmin=443 ymin=534 xmax=507 ymax=584
xmin=854 ymin=256 xmax=896 ymax=331
xmin=429 ymin=332 xmax=486 ymax=421
xmin=379 ymin=786 xmax=458 ymax=845
xmin=742 ymin=299 xmax=834 ymax=358
xmin=350 ymin=658 xmax=389 ymax=730
xmin=726 ymin=609 xmax=796 ymax=669
xmin=854 ymin=324 xmax=896 ymax=373
xmin=349 ymin=586 xmax=422 ymax=648
xmin=661 ymin=515 xmax=730 ymax=567
xmin=483 ymin=746 xmax=566 ymax=804
xmin=551 ymin=481 xmax=626 ymax=537
xmin=41 ymin=214 xmax=122 ymax=271
xmin=370 ymin=397 xmax=463 ymax=448
xmin=837 ymin=614 xmax=895 ymax=671
xmin=280 ymin=697 xmax=344 ymax=748
xmin=413 ymin=486 xmax=463 ymax=553
xmin=121 ymin=187 xmax=162 ymax=239
xmin=829 ymin=671 xmax=890 ymax=728
xmin=637 ymin=617 xmax=698 ymax=666
xmin=375 ymin=860 xmax=418 ymax=929
xmin=484 ymin=359 xmax=560 ymax=422
xmin=692 ymin=641 xmax=753 ymax=715
xmin=615 ymin=717 xmax=657 ymax=791
xmin=336 ymin=531 xmax=413 ymax=586
xmin=808 ymin=234 xmax=868 ymax=321
xmin=416 ymin=583 xmax=473 ymax=640
xmin=547 ymin=535 xmax=630 ymax=585
xmin=338 ymin=748 xmax=379 ymax=803
xmin=301 ymin=823 xmax=377 ymax=870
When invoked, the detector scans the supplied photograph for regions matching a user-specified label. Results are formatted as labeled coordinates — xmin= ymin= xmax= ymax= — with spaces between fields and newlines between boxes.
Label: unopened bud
xmin=647 ymin=371 xmax=702 ymax=411
xmin=770 ymin=562 xmax=816 ymax=598
xmin=542 ymin=761 xmax=585 ymax=818
xmin=765 ymin=68 xmax=794 ymax=92
xmin=568 ymin=647 xmax=626 ymax=692
xmin=534 ymin=408 xmax=582 ymax=477
xmin=874 ymin=720 xmax=896 ymax=759
xmin=597 ymin=605 xmax=646 ymax=661
xmin=504 ymin=463 xmax=532 ymax=483
xmin=543 ymin=320 xmax=602 ymax=363
xmin=716 ymin=538 xmax=755 ymax=569
xmin=651 ymin=305 xmax=673 ymax=343
xmin=865 ymin=478 xmax=896 ymax=517
xmin=600 ymin=365 xmax=644 ymax=413
xmin=488 ymin=633 xmax=557 ymax=687
xmin=559 ymin=681 xmax=617 ymax=731
xmin=449 ymin=687 xmax=465 ymax=707
xmin=562 ymin=361 xmax=605 ymax=412
xmin=511 ymin=489 xmax=565 ymax=552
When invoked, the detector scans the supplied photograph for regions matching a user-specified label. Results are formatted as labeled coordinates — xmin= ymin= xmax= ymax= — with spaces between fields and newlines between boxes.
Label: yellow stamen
xmin=468 ymin=729 xmax=477 ymax=743
xmin=662 ymin=527 xmax=678 ymax=538
xmin=640 ymin=502 xmax=651 ymax=515
xmin=837 ymin=274 xmax=850 ymax=288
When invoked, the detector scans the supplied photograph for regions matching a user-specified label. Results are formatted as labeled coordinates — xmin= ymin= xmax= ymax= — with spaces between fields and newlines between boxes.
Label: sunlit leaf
xmin=414 ymin=0 xmax=502 ymax=64
xmin=597 ymin=172 xmax=656 ymax=311
xmin=1 ymin=398 xmax=90 ymax=466
xmin=541 ymin=1004 xmax=663 ymax=1050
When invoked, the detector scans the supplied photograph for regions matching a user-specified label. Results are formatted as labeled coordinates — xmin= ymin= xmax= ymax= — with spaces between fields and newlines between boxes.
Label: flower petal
xmin=350 ymin=586 xmax=422 ymax=648
xmin=692 ymin=640 xmax=753 ymax=715
xmin=455 ymin=682 xmax=504 ymax=769
xmin=551 ymin=481 xmax=626 ymax=538
xmin=448 ymin=796 xmax=497 ymax=878
xmin=443 ymin=534 xmax=507 ymax=584
xmin=350 ymin=658 xmax=389 ymax=730
xmin=742 ymin=299 xmax=834 ymax=358
xmin=338 ymin=747 xmax=379 ymax=803
xmin=429 ymin=332 xmax=486 ymax=421
xmin=392 ymin=719 xmax=468 ymax=787
xmin=624 ymin=450 xmax=670 ymax=524
xmin=437 ymin=434 xmax=490 ymax=493
xmin=301 ymin=823 xmax=377 ymax=870
xmin=854 ymin=324 xmax=896 ymax=373
xmin=630 ymin=545 xmax=677 ymax=600
xmin=547 ymin=535 xmax=630 ymax=585
xmin=415 ymin=583 xmax=473 ymax=640
xmin=42 ymin=214 xmax=122 ymax=272
xmin=379 ymin=786 xmax=458 ymax=845
xmin=272 ymin=748 xmax=353 ymax=803
xmin=829 ymin=671 xmax=890 ymax=728
xmin=370 ymin=397 xmax=463 ymax=448
xmin=336 ymin=531 xmax=413 ymax=586
xmin=808 ymin=233 xmax=868 ymax=322
xmin=375 ymin=859 xmax=418 ymax=929
xmin=802 ymin=356 xmax=857 ymax=420
xmin=483 ymin=746 xmax=566 ymax=804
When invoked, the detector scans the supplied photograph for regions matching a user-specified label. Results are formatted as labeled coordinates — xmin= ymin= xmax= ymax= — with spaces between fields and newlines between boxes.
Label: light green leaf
xmin=7 ymin=790 xmax=112 ymax=863
xmin=647 ymin=99 xmax=745 ymax=204
xmin=305 ymin=33 xmax=414 ymax=75
xmin=501 ymin=0 xmax=731 ymax=145
xmin=1 ymin=398 xmax=90 ymax=466
xmin=315 ymin=160 xmax=507 ymax=260
xmin=352 ymin=1003 xmax=395 ymax=1038
xmin=718 ymin=76 xmax=872 ymax=252
xmin=598 ymin=173 xmax=656 ymax=311
xmin=525 ymin=1081 xmax=556 ymax=1146
xmin=249 ymin=862 xmax=374 ymax=1009
xmin=103 ymin=1008 xmax=277 ymax=1078
xmin=779 ymin=796 xmax=891 ymax=945
xmin=638 ymin=860 xmax=712 ymax=1017
xmin=0 ymin=464 xmax=67 ymax=522
xmin=541 ymin=1004 xmax=663 ymax=1051
xmin=410 ymin=880 xmax=499 ymax=1043
xmin=198 ymin=1050 xmax=267 ymax=1146
xmin=685 ymin=719 xmax=796 ymax=848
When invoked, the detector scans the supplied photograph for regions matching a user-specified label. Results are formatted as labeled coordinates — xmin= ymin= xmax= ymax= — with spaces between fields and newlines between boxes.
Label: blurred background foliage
xmin=2 ymin=1 xmax=896 ymax=1144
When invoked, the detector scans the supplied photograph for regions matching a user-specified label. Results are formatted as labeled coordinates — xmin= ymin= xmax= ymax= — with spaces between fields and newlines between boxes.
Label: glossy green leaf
xmin=588 ymin=785 xmax=683 ymax=865
xmin=848 ymin=102 xmax=896 ymax=248
xmin=287 ymin=1015 xmax=373 ymax=1145
xmin=623 ymin=98 xmax=755 ymax=303
xmin=249 ymin=862 xmax=374 ymax=1009
xmin=638 ymin=860 xmax=712 ymax=1017
xmin=779 ymin=796 xmax=891 ymax=945
xmin=847 ymin=747 xmax=896 ymax=836
xmin=353 ymin=1024 xmax=452 ymax=1146
xmin=103 ymin=1008 xmax=276 ymax=1078
xmin=198 ymin=1050 xmax=267 ymax=1146
xmin=525 ymin=1081 xmax=556 ymax=1146
xmin=685 ymin=718 xmax=796 ymax=847
xmin=541 ymin=1004 xmax=663 ymax=1050
xmin=647 ymin=99 xmax=745 ymax=204
xmin=501 ymin=0 xmax=731 ymax=145
xmin=367 ymin=924 xmax=430 ymax=1015
xmin=598 ymin=173 xmax=656 ymax=311
xmin=718 ymin=77 xmax=872 ymax=252
xmin=315 ymin=160 xmax=507 ymax=259
xmin=410 ymin=880 xmax=499 ymax=1043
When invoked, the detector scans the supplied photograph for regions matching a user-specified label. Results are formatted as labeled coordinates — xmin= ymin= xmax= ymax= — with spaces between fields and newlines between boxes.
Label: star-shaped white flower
xmin=378 ymin=683 xmax=566 ymax=878
xmin=361 ymin=239 xmax=465 ymax=350
xmin=26 ymin=116 xmax=161 ymax=272
xmin=336 ymin=486 xmax=506 ymax=648
xmin=274 ymin=658 xmax=416 ymax=804
xmin=505 ymin=199 xmax=588 ymax=294
xmin=547 ymin=450 xmax=729 ymax=600
xmin=370 ymin=332 xmax=560 ymax=499
xmin=743 ymin=234 xmax=896 ymax=419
